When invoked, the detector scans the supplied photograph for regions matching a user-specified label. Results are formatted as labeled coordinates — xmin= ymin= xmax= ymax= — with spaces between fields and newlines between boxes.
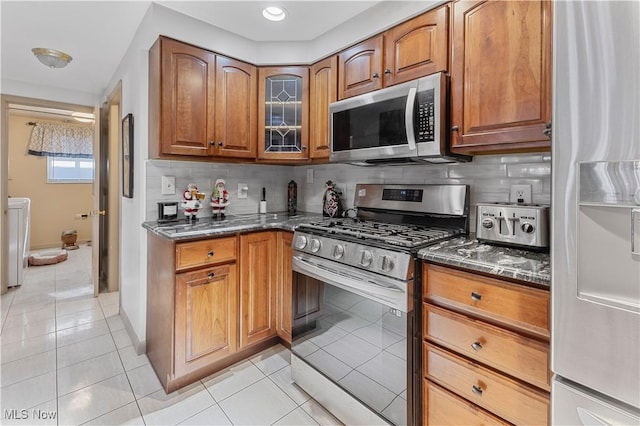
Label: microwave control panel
xmin=416 ymin=89 xmax=435 ymax=142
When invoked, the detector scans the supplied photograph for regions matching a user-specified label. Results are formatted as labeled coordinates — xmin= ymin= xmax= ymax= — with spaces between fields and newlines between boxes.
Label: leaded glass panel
xmin=264 ymin=75 xmax=303 ymax=153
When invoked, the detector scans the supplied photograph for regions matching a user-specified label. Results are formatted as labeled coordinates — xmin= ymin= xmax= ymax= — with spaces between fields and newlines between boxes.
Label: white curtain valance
xmin=28 ymin=122 xmax=93 ymax=158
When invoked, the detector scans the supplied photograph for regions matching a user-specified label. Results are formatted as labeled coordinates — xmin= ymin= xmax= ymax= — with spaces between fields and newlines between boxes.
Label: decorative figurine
xmin=287 ymin=180 xmax=297 ymax=215
xmin=210 ymin=178 xmax=230 ymax=219
xmin=181 ymin=183 xmax=205 ymax=221
xmin=322 ymin=180 xmax=344 ymax=218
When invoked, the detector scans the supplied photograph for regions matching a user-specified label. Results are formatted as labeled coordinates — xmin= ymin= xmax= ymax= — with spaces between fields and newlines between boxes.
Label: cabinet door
xmin=450 ymin=0 xmax=552 ymax=154
xmin=174 ymin=263 xmax=237 ymax=376
xmin=309 ymin=56 xmax=337 ymax=160
xmin=160 ymin=37 xmax=216 ymax=156
xmin=258 ymin=67 xmax=309 ymax=161
xmin=215 ymin=56 xmax=257 ymax=159
xmin=276 ymin=231 xmax=293 ymax=343
xmin=338 ymin=35 xmax=383 ymax=99
xmin=240 ymin=232 xmax=277 ymax=347
xmin=383 ymin=4 xmax=449 ymax=87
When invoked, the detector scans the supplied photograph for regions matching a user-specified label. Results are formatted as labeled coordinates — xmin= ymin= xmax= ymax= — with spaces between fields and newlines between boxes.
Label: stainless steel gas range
xmin=290 ymin=183 xmax=469 ymax=426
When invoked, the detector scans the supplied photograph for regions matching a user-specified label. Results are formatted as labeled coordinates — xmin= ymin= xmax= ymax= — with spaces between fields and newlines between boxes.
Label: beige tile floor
xmin=0 ymin=245 xmax=342 ymax=426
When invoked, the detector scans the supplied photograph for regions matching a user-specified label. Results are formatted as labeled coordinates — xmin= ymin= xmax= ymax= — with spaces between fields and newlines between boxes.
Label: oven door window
xmin=291 ymin=273 xmax=408 ymax=425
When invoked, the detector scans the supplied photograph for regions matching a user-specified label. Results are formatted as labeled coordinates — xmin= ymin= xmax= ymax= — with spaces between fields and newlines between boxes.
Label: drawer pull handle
xmin=471 ymin=385 xmax=484 ymax=396
xmin=471 ymin=292 xmax=482 ymax=301
xmin=207 ymin=250 xmax=214 ymax=257
xmin=208 ymin=272 xmax=215 ymax=279
xmin=471 ymin=341 xmax=483 ymax=352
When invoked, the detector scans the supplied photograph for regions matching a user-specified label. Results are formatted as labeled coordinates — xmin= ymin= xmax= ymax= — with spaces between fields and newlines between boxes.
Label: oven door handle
xmin=292 ymin=254 xmax=408 ymax=312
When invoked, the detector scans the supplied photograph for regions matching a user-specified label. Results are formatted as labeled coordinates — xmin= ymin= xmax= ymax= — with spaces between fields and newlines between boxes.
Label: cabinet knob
xmin=218 ymin=141 xmax=223 ymax=146
xmin=301 ymin=146 xmax=308 ymax=150
xmin=209 ymin=141 xmax=216 ymax=146
xmin=451 ymin=126 xmax=459 ymax=132
xmin=384 ymin=68 xmax=391 ymax=75
xmin=372 ymin=72 xmax=380 ymax=79
xmin=471 ymin=341 xmax=483 ymax=352
xmin=470 ymin=292 xmax=482 ymax=302
xmin=207 ymin=272 xmax=215 ymax=280
xmin=471 ymin=385 xmax=484 ymax=396
xmin=207 ymin=250 xmax=214 ymax=257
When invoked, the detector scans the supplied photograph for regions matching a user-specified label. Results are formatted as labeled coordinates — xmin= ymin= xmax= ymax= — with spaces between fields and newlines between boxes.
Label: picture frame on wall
xmin=122 ymin=113 xmax=134 ymax=198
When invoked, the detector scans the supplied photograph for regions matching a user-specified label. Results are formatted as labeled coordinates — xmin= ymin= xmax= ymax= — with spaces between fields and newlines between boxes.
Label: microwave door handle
xmin=405 ymin=87 xmax=417 ymax=151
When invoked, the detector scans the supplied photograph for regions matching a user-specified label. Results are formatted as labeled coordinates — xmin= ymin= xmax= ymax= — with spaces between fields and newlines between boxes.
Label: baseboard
xmin=119 ymin=306 xmax=146 ymax=355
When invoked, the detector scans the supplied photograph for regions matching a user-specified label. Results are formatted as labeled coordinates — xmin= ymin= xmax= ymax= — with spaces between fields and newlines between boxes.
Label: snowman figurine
xmin=210 ymin=179 xmax=230 ymax=219
xmin=181 ymin=183 xmax=204 ymax=221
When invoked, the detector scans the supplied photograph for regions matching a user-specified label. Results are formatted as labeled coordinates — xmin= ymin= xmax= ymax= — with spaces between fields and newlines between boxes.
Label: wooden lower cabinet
xmin=276 ymin=232 xmax=293 ymax=343
xmin=422 ymin=262 xmax=550 ymax=425
xmin=174 ymin=263 xmax=237 ymax=377
xmin=146 ymin=231 xmax=282 ymax=393
xmin=424 ymin=380 xmax=509 ymax=426
xmin=239 ymin=232 xmax=277 ymax=347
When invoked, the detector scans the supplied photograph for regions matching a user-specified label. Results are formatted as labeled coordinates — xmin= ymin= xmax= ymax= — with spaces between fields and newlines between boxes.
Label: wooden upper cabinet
xmin=149 ymin=37 xmax=257 ymax=160
xmin=239 ymin=232 xmax=277 ymax=347
xmin=214 ymin=55 xmax=257 ymax=158
xmin=309 ymin=56 xmax=337 ymax=160
xmin=257 ymin=67 xmax=310 ymax=161
xmin=383 ymin=4 xmax=449 ymax=87
xmin=338 ymin=5 xmax=449 ymax=100
xmin=155 ymin=37 xmax=216 ymax=157
xmin=449 ymin=0 xmax=552 ymax=154
xmin=338 ymin=35 xmax=384 ymax=99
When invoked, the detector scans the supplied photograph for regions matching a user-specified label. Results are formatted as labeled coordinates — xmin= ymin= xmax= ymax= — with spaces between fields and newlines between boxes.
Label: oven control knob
xmin=482 ymin=219 xmax=494 ymax=229
xmin=379 ymin=255 xmax=394 ymax=272
xmin=521 ymin=223 xmax=535 ymax=234
xmin=359 ymin=250 xmax=373 ymax=268
xmin=309 ymin=238 xmax=322 ymax=253
xmin=294 ymin=235 xmax=308 ymax=250
xmin=332 ymin=244 xmax=345 ymax=259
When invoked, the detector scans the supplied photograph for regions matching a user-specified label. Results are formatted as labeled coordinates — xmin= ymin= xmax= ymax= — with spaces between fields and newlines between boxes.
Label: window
xmin=47 ymin=156 xmax=94 ymax=183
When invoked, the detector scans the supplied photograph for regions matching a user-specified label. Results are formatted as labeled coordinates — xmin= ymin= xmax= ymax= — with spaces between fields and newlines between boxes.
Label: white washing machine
xmin=8 ymin=197 xmax=30 ymax=287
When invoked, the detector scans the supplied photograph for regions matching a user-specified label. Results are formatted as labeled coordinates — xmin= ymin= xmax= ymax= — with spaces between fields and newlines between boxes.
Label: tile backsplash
xmin=146 ymin=153 xmax=550 ymax=231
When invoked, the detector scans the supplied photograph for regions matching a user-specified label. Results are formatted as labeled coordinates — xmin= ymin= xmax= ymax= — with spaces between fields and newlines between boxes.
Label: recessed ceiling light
xmin=262 ymin=6 xmax=286 ymax=22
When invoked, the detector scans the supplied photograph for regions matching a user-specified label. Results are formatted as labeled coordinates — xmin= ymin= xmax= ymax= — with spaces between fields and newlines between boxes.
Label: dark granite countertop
xmin=142 ymin=211 xmax=326 ymax=240
xmin=418 ymin=235 xmax=550 ymax=287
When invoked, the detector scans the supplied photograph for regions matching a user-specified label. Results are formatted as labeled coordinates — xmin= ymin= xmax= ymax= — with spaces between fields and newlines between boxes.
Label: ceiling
xmin=0 ymin=1 xmax=380 ymax=103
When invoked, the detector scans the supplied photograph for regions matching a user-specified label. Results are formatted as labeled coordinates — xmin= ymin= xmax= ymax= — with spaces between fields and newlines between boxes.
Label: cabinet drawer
xmin=424 ymin=303 xmax=550 ymax=391
xmin=423 ymin=263 xmax=550 ymax=339
xmin=424 ymin=343 xmax=549 ymax=426
xmin=176 ymin=237 xmax=237 ymax=270
xmin=425 ymin=379 xmax=509 ymax=426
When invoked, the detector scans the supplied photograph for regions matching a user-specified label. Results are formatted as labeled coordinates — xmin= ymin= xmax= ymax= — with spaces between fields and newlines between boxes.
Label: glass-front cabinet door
xmin=258 ymin=67 xmax=309 ymax=161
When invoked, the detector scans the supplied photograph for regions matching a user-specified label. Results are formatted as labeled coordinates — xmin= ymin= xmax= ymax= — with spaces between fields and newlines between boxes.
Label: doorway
xmin=0 ymin=94 xmax=120 ymax=296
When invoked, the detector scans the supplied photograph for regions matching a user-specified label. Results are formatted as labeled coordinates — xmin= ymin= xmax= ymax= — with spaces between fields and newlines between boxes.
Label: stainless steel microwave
xmin=330 ymin=72 xmax=470 ymax=165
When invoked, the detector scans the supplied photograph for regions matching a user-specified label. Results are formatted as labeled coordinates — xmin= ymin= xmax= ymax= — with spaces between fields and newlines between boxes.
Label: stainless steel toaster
xmin=476 ymin=203 xmax=549 ymax=251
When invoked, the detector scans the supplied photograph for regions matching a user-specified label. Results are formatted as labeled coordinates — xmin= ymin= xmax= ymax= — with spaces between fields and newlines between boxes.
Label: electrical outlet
xmin=237 ymin=183 xmax=248 ymax=199
xmin=161 ymin=176 xmax=176 ymax=195
xmin=510 ymin=184 xmax=532 ymax=204
xmin=306 ymin=169 xmax=314 ymax=184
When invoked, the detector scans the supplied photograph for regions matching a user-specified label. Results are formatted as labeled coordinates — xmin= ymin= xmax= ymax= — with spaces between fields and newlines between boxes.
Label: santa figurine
xmin=181 ymin=183 xmax=204 ymax=221
xmin=210 ymin=179 xmax=230 ymax=219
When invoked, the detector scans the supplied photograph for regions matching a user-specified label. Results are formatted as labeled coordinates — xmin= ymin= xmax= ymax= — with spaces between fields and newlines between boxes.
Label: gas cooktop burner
xmin=298 ymin=219 xmax=460 ymax=248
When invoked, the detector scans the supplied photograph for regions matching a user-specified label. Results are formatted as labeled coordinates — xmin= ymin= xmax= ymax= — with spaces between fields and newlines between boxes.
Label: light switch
xmin=161 ymin=176 xmax=176 ymax=195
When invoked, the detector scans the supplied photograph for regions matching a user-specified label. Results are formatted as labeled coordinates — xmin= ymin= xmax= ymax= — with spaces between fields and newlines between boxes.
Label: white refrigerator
xmin=552 ymin=1 xmax=640 ymax=424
